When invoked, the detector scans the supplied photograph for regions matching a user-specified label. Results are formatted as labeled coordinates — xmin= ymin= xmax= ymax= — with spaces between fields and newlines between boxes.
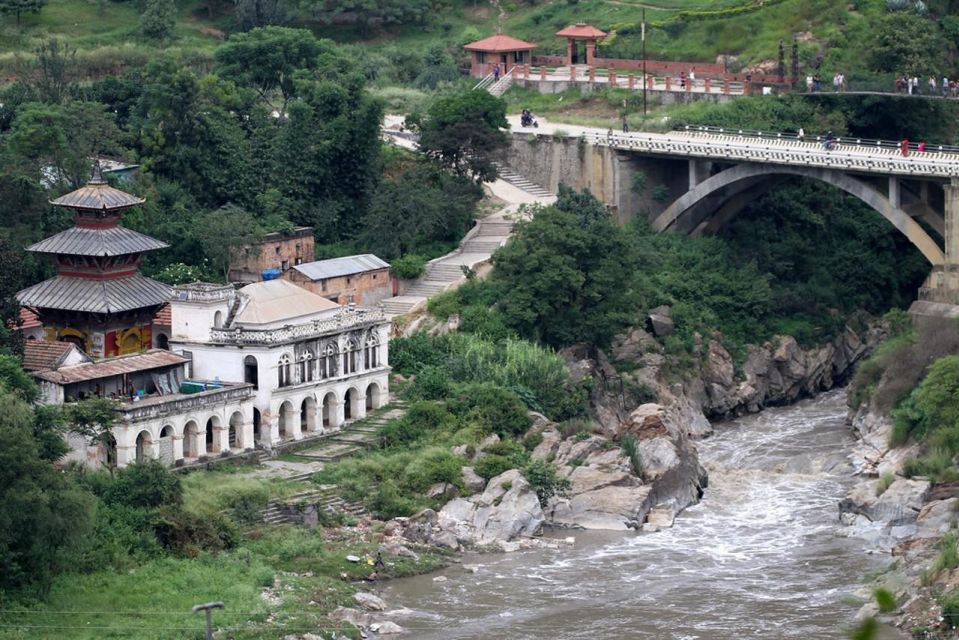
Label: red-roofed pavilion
xmin=464 ymin=34 xmax=537 ymax=78
xmin=556 ymin=23 xmax=607 ymax=66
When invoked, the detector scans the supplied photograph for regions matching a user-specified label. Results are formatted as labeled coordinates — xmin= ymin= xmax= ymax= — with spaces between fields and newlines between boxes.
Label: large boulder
xmin=840 ymin=478 xmax=931 ymax=525
xmin=550 ymin=485 xmax=653 ymax=530
xmin=436 ymin=470 xmax=544 ymax=546
xmin=353 ymin=592 xmax=387 ymax=611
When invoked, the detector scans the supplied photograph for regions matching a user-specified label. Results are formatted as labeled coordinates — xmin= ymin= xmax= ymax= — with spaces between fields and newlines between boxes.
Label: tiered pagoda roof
xmin=17 ymin=167 xmax=171 ymax=318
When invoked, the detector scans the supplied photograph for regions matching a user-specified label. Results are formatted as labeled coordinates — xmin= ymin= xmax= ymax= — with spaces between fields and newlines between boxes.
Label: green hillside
xmin=0 ymin=0 xmax=948 ymax=85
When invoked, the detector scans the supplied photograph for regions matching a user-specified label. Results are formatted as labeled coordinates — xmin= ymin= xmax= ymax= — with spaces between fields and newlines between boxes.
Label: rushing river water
xmin=381 ymin=390 xmax=905 ymax=639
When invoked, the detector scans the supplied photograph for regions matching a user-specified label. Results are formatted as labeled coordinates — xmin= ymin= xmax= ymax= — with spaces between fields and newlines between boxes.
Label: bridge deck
xmin=508 ymin=116 xmax=959 ymax=179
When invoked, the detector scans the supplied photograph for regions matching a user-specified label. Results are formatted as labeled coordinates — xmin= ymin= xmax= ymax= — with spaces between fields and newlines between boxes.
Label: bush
xmin=448 ymin=383 xmax=532 ymax=438
xmin=892 ymin=355 xmax=959 ymax=447
xmin=88 ymin=461 xmax=183 ymax=510
xmin=875 ymin=471 xmax=895 ymax=496
xmin=380 ymin=401 xmax=455 ymax=447
xmin=393 ymin=254 xmax=427 ymax=279
xmin=475 ymin=455 xmax=518 ymax=480
xmin=369 ymin=480 xmax=418 ymax=519
xmin=406 ymin=365 xmax=453 ymax=400
xmin=523 ymin=459 xmax=570 ymax=508
xmin=874 ymin=587 xmax=897 ymax=614
xmin=400 ymin=448 xmax=465 ymax=493
xmin=621 ymin=435 xmax=643 ymax=476
xmin=152 ymin=507 xmax=237 ymax=557
xmin=941 ymin=589 xmax=959 ymax=628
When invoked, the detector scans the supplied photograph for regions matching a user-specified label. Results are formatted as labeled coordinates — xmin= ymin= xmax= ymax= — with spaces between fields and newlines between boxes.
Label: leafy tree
xmin=64 ymin=397 xmax=118 ymax=458
xmin=0 ymin=0 xmax=46 ymax=26
xmin=868 ymin=13 xmax=946 ymax=75
xmin=0 ymin=353 xmax=39 ymax=400
xmin=414 ymin=89 xmax=509 ymax=183
xmin=215 ymin=26 xmax=323 ymax=111
xmin=233 ymin=0 xmax=288 ymax=30
xmin=0 ymin=391 xmax=94 ymax=596
xmin=0 ymin=237 xmax=29 ymax=356
xmin=141 ymin=0 xmax=176 ymax=41
xmin=196 ymin=204 xmax=263 ymax=281
xmin=31 ymin=38 xmax=76 ymax=104
xmin=7 ymin=100 xmax=122 ymax=189
xmin=492 ymin=186 xmax=637 ymax=346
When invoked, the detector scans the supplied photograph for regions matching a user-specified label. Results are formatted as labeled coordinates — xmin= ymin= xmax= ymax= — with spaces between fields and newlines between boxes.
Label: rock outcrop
xmin=435 ymin=470 xmax=545 ymax=546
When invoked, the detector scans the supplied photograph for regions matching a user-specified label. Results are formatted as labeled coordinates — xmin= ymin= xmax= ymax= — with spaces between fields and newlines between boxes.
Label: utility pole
xmin=642 ymin=8 xmax=647 ymax=116
xmin=193 ymin=602 xmax=224 ymax=640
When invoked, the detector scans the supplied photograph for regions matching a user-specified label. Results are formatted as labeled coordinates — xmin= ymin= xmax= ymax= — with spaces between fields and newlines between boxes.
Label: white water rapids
xmin=380 ymin=390 xmax=905 ymax=639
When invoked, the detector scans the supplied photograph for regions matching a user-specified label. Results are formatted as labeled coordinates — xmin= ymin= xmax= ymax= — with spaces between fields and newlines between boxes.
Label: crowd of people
xmin=805 ymin=73 xmax=847 ymax=93
xmin=895 ymin=75 xmax=959 ymax=97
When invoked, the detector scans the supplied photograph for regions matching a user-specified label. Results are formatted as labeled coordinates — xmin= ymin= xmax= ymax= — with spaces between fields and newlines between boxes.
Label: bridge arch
xmin=650 ymin=163 xmax=945 ymax=266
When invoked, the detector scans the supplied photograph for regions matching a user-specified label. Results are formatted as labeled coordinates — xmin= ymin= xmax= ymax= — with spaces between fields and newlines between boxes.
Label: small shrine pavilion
xmin=464 ymin=33 xmax=537 ymax=78
xmin=17 ymin=167 xmax=172 ymax=359
xmin=556 ymin=23 xmax=608 ymax=66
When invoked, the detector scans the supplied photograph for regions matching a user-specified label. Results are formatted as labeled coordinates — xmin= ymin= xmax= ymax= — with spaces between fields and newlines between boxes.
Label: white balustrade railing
xmin=579 ymin=130 xmax=959 ymax=178
xmin=209 ymin=308 xmax=387 ymax=345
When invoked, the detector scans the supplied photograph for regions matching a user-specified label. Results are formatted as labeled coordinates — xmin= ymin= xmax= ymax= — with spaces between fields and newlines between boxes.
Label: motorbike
xmin=521 ymin=113 xmax=538 ymax=128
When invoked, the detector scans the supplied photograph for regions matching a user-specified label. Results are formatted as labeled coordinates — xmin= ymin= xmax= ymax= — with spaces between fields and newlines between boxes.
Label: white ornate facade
xmin=168 ymin=280 xmax=390 ymax=448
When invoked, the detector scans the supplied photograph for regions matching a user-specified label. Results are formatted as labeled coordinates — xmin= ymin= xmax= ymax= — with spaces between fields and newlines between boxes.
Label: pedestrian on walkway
xmin=943 ymin=76 xmax=950 ymax=97
xmin=797 ymin=127 xmax=805 ymax=142
xmin=913 ymin=76 xmax=920 ymax=94
xmin=689 ymin=69 xmax=696 ymax=88
xmin=918 ymin=141 xmax=926 ymax=153
xmin=839 ymin=72 xmax=846 ymax=92
xmin=680 ymin=71 xmax=686 ymax=89
xmin=833 ymin=73 xmax=840 ymax=92
xmin=493 ymin=63 xmax=500 ymax=81
xmin=929 ymin=76 xmax=937 ymax=94
xmin=806 ymin=75 xmax=813 ymax=92
xmin=622 ymin=114 xmax=629 ymax=133
xmin=900 ymin=138 xmax=910 ymax=157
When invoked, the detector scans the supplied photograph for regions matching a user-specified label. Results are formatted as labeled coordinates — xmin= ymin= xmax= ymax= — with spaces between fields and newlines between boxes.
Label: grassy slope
xmin=0 ymin=0 xmax=884 ymax=75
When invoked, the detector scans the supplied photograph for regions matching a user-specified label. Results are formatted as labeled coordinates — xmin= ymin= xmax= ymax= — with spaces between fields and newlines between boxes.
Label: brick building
xmin=228 ymin=226 xmax=315 ymax=284
xmin=282 ymin=254 xmax=392 ymax=306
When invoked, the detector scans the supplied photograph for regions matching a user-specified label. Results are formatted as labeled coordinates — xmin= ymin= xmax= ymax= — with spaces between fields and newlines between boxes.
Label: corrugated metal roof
xmin=292 ymin=254 xmax=389 ymax=281
xmin=28 ymin=226 xmax=168 ymax=256
xmin=17 ymin=275 xmax=172 ymax=314
xmin=234 ymin=279 xmax=340 ymax=326
xmin=22 ymin=341 xmax=78 ymax=372
xmin=34 ymin=349 xmax=187 ymax=384
xmin=464 ymin=34 xmax=537 ymax=52
xmin=50 ymin=181 xmax=145 ymax=210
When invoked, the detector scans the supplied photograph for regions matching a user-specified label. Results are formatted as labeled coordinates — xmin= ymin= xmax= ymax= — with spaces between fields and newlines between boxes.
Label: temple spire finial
xmin=89 ymin=159 xmax=106 ymax=185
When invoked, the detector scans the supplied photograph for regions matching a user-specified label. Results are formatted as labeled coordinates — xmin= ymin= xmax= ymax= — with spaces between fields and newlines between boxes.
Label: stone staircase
xmin=285 ymin=403 xmax=407 ymax=464
xmin=494 ymin=163 xmax=553 ymax=198
xmin=260 ymin=485 xmax=367 ymax=525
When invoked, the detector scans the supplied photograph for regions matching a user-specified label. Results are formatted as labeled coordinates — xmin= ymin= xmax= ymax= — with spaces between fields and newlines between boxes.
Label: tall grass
xmin=621 ymin=435 xmax=643 ymax=477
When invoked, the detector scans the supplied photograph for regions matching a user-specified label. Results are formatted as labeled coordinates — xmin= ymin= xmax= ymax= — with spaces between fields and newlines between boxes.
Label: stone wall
xmin=505 ymin=132 xmax=689 ymax=223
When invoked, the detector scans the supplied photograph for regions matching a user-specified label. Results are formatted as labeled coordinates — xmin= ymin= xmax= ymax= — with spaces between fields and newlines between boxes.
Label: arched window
xmin=277 ymin=353 xmax=292 ymax=387
xmin=244 ymin=355 xmax=258 ymax=389
xmin=364 ymin=333 xmax=379 ymax=369
xmin=300 ymin=350 xmax=314 ymax=383
xmin=320 ymin=343 xmax=337 ymax=379
xmin=344 ymin=338 xmax=358 ymax=375
xmin=213 ymin=310 xmax=224 ymax=328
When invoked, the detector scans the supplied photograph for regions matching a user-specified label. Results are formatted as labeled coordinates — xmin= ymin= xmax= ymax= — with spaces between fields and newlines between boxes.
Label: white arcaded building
xmin=28 ymin=344 xmax=255 ymax=468
xmin=168 ymin=279 xmax=390 ymax=447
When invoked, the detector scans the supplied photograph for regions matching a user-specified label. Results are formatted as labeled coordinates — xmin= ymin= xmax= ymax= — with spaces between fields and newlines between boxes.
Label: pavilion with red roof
xmin=464 ymin=33 xmax=537 ymax=78
xmin=556 ymin=23 xmax=607 ymax=66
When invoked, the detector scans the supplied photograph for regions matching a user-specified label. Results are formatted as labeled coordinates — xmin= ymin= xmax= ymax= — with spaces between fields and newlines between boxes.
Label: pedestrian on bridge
xmin=622 ymin=114 xmax=629 ymax=133
xmin=797 ymin=127 xmax=805 ymax=142
xmin=900 ymin=138 xmax=910 ymax=157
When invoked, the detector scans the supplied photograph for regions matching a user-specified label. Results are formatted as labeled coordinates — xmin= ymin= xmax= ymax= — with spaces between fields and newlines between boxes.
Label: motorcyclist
xmin=521 ymin=109 xmax=537 ymax=128
xmin=823 ymin=130 xmax=836 ymax=150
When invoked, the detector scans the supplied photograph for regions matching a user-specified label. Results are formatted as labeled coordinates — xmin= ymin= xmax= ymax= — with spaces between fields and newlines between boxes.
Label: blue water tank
xmin=261 ymin=268 xmax=281 ymax=281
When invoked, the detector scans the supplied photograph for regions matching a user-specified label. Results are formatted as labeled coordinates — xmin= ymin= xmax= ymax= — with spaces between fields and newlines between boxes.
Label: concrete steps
xmin=494 ymin=164 xmax=553 ymax=198
xmin=403 ymin=280 xmax=451 ymax=296
xmin=459 ymin=240 xmax=505 ymax=253
xmin=381 ymin=297 xmax=424 ymax=315
xmin=260 ymin=486 xmax=367 ymax=524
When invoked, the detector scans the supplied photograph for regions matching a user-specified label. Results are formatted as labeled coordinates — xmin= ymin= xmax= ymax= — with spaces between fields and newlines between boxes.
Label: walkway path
xmin=379 ymin=118 xmax=556 ymax=318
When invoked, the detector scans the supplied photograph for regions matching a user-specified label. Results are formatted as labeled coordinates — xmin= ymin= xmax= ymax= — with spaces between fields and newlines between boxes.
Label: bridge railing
xmin=580 ymin=128 xmax=959 ymax=178
xmin=675 ymin=124 xmax=959 ymax=155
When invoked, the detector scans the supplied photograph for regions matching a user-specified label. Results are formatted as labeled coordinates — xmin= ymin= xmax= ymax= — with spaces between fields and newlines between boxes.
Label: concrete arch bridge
xmin=503 ymin=118 xmax=959 ymax=312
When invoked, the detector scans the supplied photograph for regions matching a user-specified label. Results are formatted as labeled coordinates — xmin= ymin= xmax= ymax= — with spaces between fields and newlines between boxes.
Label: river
xmin=380 ymin=390 xmax=904 ymax=639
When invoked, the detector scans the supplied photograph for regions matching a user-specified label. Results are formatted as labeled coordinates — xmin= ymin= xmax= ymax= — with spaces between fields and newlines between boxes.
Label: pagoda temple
xmin=17 ymin=168 xmax=172 ymax=359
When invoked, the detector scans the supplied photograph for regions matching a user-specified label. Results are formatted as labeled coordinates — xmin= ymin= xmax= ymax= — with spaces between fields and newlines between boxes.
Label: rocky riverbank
xmin=387 ymin=311 xmax=881 ymax=551
xmin=842 ymin=401 xmax=959 ymax=636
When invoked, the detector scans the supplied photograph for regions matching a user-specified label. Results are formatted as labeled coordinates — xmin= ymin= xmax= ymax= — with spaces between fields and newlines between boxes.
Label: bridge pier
xmin=914 ymin=177 xmax=959 ymax=317
xmin=889 ymin=176 xmax=900 ymax=209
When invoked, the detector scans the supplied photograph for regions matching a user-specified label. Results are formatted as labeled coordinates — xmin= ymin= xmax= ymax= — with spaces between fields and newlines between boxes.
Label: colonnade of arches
xmin=131 ymin=410 xmax=250 ymax=466
xmin=272 ymin=380 xmax=384 ymax=443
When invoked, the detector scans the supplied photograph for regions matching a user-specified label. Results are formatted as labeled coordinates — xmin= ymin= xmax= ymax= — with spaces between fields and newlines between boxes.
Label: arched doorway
xmin=244 ymin=355 xmax=258 ymax=389
xmin=279 ymin=401 xmax=296 ymax=441
xmin=365 ymin=382 xmax=381 ymax=411
xmin=253 ymin=408 xmax=262 ymax=445
xmin=206 ymin=416 xmax=221 ymax=455
xmin=301 ymin=396 xmax=317 ymax=433
xmin=345 ymin=388 xmax=360 ymax=421
xmin=102 ymin=433 xmax=117 ymax=468
xmin=183 ymin=421 xmax=200 ymax=458
xmin=229 ymin=411 xmax=243 ymax=450
xmin=135 ymin=430 xmax=152 ymax=463
xmin=214 ymin=310 xmax=224 ymax=328
xmin=158 ymin=424 xmax=175 ymax=465
xmin=322 ymin=392 xmax=337 ymax=429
